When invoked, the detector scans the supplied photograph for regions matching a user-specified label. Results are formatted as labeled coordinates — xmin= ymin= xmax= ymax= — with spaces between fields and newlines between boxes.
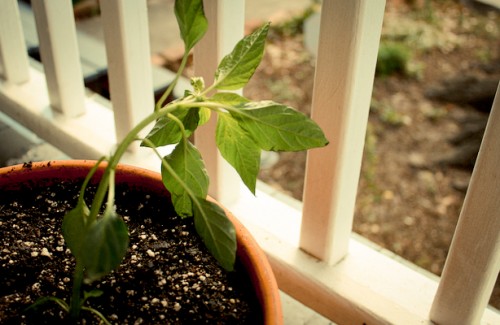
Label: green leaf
xmin=230 ymin=101 xmax=329 ymax=151
xmin=190 ymin=77 xmax=205 ymax=93
xmin=81 ymin=211 xmax=129 ymax=282
xmin=143 ymin=108 xmax=200 ymax=147
xmin=198 ymin=107 xmax=211 ymax=126
xmin=26 ymin=296 xmax=69 ymax=313
xmin=171 ymin=192 xmax=192 ymax=218
xmin=161 ymin=138 xmax=209 ymax=217
xmin=193 ymin=199 xmax=236 ymax=271
xmin=174 ymin=0 xmax=208 ymax=51
xmin=83 ymin=290 xmax=104 ymax=301
xmin=211 ymin=92 xmax=250 ymax=106
xmin=214 ymin=23 xmax=270 ymax=90
xmin=62 ymin=200 xmax=90 ymax=260
xmin=216 ymin=113 xmax=261 ymax=194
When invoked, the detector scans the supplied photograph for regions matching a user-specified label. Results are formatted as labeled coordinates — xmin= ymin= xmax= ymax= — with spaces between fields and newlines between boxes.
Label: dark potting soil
xmin=0 ymin=180 xmax=262 ymax=324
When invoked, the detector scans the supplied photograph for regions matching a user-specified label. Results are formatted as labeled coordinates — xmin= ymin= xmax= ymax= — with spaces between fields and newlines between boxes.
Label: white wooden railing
xmin=1 ymin=0 xmax=500 ymax=324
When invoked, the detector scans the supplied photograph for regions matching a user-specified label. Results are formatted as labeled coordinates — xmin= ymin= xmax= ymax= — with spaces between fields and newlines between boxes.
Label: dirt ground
xmin=242 ymin=0 xmax=500 ymax=308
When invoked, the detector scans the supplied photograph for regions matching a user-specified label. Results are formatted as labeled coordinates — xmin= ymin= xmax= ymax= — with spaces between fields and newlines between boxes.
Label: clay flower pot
xmin=0 ymin=160 xmax=282 ymax=324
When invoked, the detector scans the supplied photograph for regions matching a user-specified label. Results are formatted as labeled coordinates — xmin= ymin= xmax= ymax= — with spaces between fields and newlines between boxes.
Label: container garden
xmin=0 ymin=0 xmax=328 ymax=323
xmin=0 ymin=160 xmax=282 ymax=324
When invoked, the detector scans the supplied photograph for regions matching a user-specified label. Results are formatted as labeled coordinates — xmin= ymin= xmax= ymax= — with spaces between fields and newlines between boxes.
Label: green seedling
xmin=31 ymin=0 xmax=328 ymax=322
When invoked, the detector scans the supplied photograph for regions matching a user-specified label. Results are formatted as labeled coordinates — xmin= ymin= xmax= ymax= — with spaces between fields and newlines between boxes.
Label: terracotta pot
xmin=0 ymin=160 xmax=283 ymax=324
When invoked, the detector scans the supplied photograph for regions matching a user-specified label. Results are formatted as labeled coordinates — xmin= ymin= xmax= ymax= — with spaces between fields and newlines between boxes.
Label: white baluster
xmin=430 ymin=82 xmax=500 ymax=324
xmin=100 ymin=0 xmax=154 ymax=145
xmin=194 ymin=0 xmax=245 ymax=203
xmin=31 ymin=0 xmax=86 ymax=117
xmin=300 ymin=0 xmax=386 ymax=264
xmin=0 ymin=0 xmax=30 ymax=84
